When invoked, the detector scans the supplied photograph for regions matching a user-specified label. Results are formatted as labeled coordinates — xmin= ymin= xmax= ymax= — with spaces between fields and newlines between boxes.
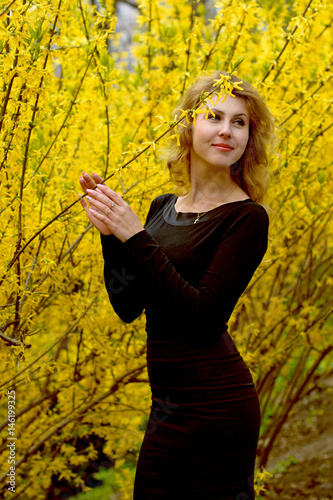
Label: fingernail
xmin=86 ymin=196 xmax=91 ymax=201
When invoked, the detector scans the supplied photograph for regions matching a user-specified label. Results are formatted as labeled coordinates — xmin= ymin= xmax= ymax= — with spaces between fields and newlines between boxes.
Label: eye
xmin=234 ymin=118 xmax=246 ymax=126
xmin=208 ymin=113 xmax=220 ymax=121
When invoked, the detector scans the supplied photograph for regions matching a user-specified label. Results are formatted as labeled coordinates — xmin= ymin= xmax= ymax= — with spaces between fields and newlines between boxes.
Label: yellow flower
xmin=179 ymin=108 xmax=191 ymax=124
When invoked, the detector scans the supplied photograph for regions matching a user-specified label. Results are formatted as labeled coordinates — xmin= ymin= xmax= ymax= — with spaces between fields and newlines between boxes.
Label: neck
xmin=189 ymin=167 xmax=236 ymax=205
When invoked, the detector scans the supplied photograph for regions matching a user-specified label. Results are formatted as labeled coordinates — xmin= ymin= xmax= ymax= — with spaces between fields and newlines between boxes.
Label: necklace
xmin=186 ymin=185 xmax=238 ymax=224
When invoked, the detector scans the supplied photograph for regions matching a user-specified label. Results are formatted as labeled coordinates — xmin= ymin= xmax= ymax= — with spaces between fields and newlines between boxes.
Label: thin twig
xmin=0 ymin=330 xmax=31 ymax=348
xmin=181 ymin=0 xmax=195 ymax=96
xmin=278 ymin=76 xmax=332 ymax=127
xmin=201 ymin=0 xmax=234 ymax=71
xmin=0 ymin=297 xmax=98 ymax=389
xmin=262 ymin=0 xmax=314 ymax=82
xmin=223 ymin=10 xmax=246 ymax=72
xmin=28 ymin=46 xmax=96 ymax=182
xmin=0 ymin=0 xmax=18 ymax=17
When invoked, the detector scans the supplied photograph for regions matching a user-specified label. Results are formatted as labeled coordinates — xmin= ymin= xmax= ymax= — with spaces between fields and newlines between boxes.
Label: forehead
xmin=203 ymin=94 xmax=249 ymax=117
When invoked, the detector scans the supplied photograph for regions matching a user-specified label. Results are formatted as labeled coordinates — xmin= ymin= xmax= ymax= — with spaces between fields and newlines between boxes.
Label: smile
xmin=212 ymin=144 xmax=234 ymax=151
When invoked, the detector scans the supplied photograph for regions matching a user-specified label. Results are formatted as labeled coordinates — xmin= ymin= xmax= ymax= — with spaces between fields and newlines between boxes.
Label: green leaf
xmin=229 ymin=55 xmax=246 ymax=74
xmin=317 ymin=171 xmax=325 ymax=184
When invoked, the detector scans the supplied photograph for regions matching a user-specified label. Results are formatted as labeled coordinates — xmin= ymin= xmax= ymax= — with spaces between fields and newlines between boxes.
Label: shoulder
xmin=144 ymin=193 xmax=175 ymax=225
xmin=151 ymin=193 xmax=175 ymax=208
xmin=232 ymin=200 xmax=269 ymax=225
xmin=222 ymin=200 xmax=269 ymax=241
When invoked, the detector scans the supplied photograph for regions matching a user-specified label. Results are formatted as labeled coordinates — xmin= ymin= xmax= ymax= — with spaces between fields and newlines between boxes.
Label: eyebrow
xmin=210 ymin=109 xmax=248 ymax=119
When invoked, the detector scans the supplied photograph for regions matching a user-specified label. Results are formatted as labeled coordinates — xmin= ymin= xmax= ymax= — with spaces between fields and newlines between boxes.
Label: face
xmin=190 ymin=94 xmax=250 ymax=174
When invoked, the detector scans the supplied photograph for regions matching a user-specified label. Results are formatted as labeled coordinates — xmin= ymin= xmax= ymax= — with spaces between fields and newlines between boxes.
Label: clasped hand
xmin=78 ymin=172 xmax=144 ymax=243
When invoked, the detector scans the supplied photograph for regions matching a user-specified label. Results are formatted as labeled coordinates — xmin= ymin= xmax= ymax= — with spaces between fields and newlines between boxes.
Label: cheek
xmin=191 ymin=128 xmax=205 ymax=151
xmin=192 ymin=121 xmax=211 ymax=141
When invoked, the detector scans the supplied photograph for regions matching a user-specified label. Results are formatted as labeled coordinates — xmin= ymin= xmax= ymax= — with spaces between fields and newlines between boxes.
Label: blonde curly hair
xmin=167 ymin=72 xmax=276 ymax=203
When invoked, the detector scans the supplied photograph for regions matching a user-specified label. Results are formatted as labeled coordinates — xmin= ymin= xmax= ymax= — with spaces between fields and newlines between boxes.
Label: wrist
xmin=122 ymin=228 xmax=146 ymax=243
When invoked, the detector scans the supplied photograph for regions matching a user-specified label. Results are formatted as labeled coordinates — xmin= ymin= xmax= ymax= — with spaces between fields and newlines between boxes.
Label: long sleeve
xmin=100 ymin=194 xmax=170 ymax=323
xmin=123 ymin=204 xmax=268 ymax=334
xmin=100 ymin=233 xmax=144 ymax=323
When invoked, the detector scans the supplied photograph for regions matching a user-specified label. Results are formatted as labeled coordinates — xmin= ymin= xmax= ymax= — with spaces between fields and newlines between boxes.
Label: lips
xmin=212 ymin=143 xmax=233 ymax=151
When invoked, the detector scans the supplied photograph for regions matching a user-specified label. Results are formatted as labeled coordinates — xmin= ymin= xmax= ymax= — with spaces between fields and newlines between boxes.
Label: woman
xmin=79 ymin=72 xmax=275 ymax=500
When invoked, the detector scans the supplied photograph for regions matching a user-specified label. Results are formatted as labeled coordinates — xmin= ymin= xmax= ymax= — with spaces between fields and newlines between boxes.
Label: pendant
xmin=194 ymin=212 xmax=206 ymax=224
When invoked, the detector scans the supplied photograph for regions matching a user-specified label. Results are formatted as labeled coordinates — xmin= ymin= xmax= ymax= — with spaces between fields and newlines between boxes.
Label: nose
xmin=218 ymin=121 xmax=232 ymax=138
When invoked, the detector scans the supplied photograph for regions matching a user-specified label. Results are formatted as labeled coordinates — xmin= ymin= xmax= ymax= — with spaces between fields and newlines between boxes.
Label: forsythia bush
xmin=0 ymin=0 xmax=332 ymax=497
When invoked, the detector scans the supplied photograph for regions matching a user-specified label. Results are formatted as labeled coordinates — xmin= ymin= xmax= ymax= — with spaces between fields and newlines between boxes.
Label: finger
xmin=79 ymin=194 xmax=108 ymax=225
xmin=86 ymin=195 xmax=114 ymax=216
xmin=96 ymin=184 xmax=123 ymax=204
xmin=91 ymin=172 xmax=105 ymax=185
xmin=89 ymin=207 xmax=111 ymax=224
xmin=82 ymin=172 xmax=97 ymax=189
xmin=78 ymin=192 xmax=88 ymax=209
xmin=86 ymin=188 xmax=115 ymax=207
xmin=79 ymin=176 xmax=89 ymax=193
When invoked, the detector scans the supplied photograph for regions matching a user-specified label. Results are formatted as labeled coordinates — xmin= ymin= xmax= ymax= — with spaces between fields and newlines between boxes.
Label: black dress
xmin=100 ymin=194 xmax=269 ymax=500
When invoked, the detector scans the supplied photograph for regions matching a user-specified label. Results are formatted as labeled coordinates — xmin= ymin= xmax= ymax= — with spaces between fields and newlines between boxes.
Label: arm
xmin=123 ymin=204 xmax=269 ymax=332
xmin=78 ymin=169 xmax=169 ymax=323
xmin=100 ymin=195 xmax=168 ymax=323
xmin=100 ymin=234 xmax=144 ymax=323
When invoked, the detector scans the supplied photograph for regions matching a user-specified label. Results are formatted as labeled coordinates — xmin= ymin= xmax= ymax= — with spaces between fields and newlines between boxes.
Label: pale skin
xmin=79 ymin=95 xmax=250 ymax=242
xmin=78 ymin=172 xmax=144 ymax=242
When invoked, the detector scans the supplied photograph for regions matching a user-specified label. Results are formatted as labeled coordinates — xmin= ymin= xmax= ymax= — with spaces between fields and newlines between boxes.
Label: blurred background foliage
xmin=0 ymin=0 xmax=332 ymax=498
